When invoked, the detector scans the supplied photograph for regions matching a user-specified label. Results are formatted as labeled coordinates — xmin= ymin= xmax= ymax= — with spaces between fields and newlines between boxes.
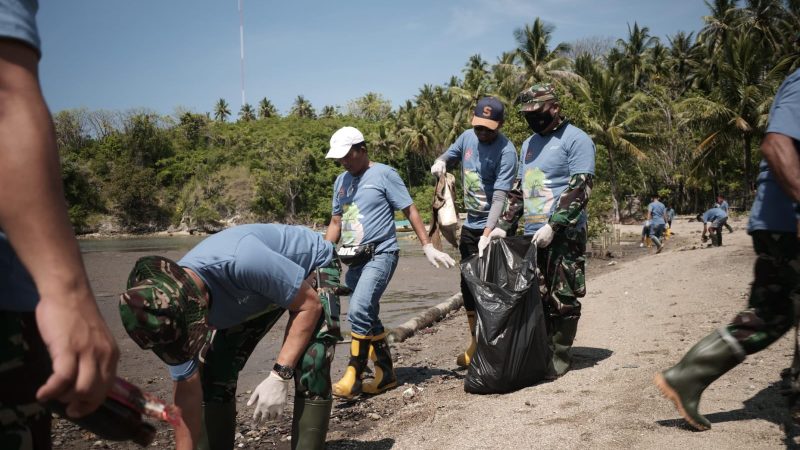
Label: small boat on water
xmin=395 ymin=219 xmax=412 ymax=232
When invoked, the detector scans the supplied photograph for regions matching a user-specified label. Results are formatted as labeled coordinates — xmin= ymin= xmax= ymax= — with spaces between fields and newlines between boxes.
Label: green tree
xmin=258 ymin=97 xmax=278 ymax=119
xmin=213 ymin=98 xmax=231 ymax=122
xmin=346 ymin=92 xmax=392 ymax=121
xmin=290 ymin=95 xmax=316 ymax=118
xmin=239 ymin=103 xmax=256 ymax=122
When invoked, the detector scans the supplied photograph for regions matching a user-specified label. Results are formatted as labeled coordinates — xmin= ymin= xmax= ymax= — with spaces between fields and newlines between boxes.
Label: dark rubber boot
xmin=550 ymin=316 xmax=579 ymax=377
xmin=654 ymin=329 xmax=744 ymax=430
xmin=332 ymin=332 xmax=371 ymax=399
xmin=199 ymin=402 xmax=236 ymax=450
xmin=456 ymin=311 xmax=477 ymax=367
xmin=291 ymin=398 xmax=332 ymax=450
xmin=363 ymin=332 xmax=397 ymax=395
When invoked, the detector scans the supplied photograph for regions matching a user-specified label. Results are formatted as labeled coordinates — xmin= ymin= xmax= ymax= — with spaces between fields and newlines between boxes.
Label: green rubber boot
xmin=291 ymin=397 xmax=332 ymax=450
xmin=549 ymin=316 xmax=579 ymax=377
xmin=199 ymin=402 xmax=236 ymax=450
xmin=654 ymin=329 xmax=745 ymax=430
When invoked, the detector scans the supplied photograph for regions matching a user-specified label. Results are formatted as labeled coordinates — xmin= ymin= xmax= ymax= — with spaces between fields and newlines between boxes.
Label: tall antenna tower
xmin=238 ymin=0 xmax=246 ymax=107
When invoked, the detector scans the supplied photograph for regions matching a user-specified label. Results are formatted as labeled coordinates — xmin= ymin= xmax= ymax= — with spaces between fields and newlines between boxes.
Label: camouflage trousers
xmin=202 ymin=261 xmax=343 ymax=404
xmin=0 ymin=311 xmax=52 ymax=450
xmin=536 ymin=228 xmax=587 ymax=320
xmin=725 ymin=231 xmax=799 ymax=356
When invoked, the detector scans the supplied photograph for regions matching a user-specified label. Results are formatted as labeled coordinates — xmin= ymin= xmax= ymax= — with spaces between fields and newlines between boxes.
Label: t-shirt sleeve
xmin=441 ymin=133 xmax=465 ymax=164
xmin=567 ymin=131 xmax=596 ymax=175
xmin=233 ymin=236 xmax=306 ymax=309
xmin=494 ymin=142 xmax=518 ymax=191
xmin=331 ymin=176 xmax=343 ymax=216
xmin=517 ymin=139 xmax=528 ymax=180
xmin=383 ymin=167 xmax=414 ymax=210
xmin=767 ymin=72 xmax=800 ymax=141
xmin=0 ymin=0 xmax=40 ymax=56
xmin=168 ymin=357 xmax=198 ymax=381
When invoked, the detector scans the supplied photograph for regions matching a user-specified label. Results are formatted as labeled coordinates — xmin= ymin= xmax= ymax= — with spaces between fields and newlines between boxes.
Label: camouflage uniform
xmin=202 ymin=262 xmax=342 ymax=403
xmin=0 ymin=312 xmax=52 ymax=450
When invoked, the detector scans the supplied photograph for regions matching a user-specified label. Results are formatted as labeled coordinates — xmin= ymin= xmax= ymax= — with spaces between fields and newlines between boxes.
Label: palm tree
xmin=346 ymin=92 xmax=391 ymax=121
xmin=290 ymin=95 xmax=316 ymax=118
xmin=238 ymin=103 xmax=255 ymax=122
xmin=320 ymin=105 xmax=337 ymax=118
xmin=513 ymin=18 xmax=573 ymax=84
xmin=616 ymin=22 xmax=660 ymax=89
xmin=667 ymin=31 xmax=700 ymax=93
xmin=213 ymin=98 xmax=231 ymax=122
xmin=258 ymin=97 xmax=278 ymax=119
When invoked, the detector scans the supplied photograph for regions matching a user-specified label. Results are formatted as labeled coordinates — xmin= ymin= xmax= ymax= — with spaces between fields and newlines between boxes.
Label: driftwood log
xmin=387 ymin=293 xmax=463 ymax=343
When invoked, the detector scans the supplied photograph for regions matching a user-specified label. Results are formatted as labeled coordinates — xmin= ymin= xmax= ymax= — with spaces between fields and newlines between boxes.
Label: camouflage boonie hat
xmin=516 ymin=83 xmax=559 ymax=112
xmin=119 ymin=256 xmax=211 ymax=365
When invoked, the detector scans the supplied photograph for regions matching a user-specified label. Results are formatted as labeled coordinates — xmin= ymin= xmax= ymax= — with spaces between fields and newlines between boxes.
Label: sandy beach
xmin=54 ymin=214 xmax=799 ymax=449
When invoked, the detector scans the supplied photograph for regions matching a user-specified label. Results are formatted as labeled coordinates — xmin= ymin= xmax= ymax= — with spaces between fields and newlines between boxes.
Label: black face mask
xmin=524 ymin=111 xmax=554 ymax=134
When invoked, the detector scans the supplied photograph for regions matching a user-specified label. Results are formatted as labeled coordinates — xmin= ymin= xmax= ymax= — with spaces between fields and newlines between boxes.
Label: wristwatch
xmin=273 ymin=363 xmax=295 ymax=380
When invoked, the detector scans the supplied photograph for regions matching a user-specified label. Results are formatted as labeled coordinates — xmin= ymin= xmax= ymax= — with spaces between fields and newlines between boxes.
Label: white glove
xmin=423 ymin=243 xmax=455 ymax=268
xmin=477 ymin=235 xmax=491 ymax=258
xmin=488 ymin=228 xmax=506 ymax=239
xmin=430 ymin=160 xmax=446 ymax=178
xmin=532 ymin=224 xmax=555 ymax=248
xmin=247 ymin=371 xmax=289 ymax=423
xmin=644 ymin=220 xmax=651 ymax=227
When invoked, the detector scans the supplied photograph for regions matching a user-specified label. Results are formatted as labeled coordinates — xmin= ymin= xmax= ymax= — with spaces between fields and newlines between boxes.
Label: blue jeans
xmin=345 ymin=251 xmax=399 ymax=336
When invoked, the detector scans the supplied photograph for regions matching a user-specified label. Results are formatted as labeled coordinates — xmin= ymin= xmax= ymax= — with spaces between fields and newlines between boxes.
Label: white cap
xmin=326 ymin=126 xmax=365 ymax=159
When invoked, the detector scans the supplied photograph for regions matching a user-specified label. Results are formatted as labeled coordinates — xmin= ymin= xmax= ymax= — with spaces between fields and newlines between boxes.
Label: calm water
xmin=79 ymin=232 xmax=460 ymax=331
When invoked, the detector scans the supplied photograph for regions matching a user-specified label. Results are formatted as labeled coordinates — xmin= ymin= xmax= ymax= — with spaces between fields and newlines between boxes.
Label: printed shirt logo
xmin=341 ymin=203 xmax=364 ymax=246
xmin=522 ymin=167 xmax=554 ymax=225
xmin=465 ymin=147 xmax=473 ymax=161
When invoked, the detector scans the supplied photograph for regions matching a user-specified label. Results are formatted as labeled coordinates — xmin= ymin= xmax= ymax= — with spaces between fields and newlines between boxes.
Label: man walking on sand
xmin=647 ymin=194 xmax=668 ymax=253
xmin=655 ymin=67 xmax=800 ymax=431
xmin=430 ymin=97 xmax=518 ymax=368
xmin=494 ymin=84 xmax=596 ymax=377
xmin=714 ymin=194 xmax=735 ymax=233
xmin=325 ymin=126 xmax=455 ymax=399
xmin=120 ymin=224 xmax=342 ymax=450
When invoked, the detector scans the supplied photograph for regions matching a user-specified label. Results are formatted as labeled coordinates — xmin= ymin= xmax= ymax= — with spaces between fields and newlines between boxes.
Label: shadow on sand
xmin=655 ymin=380 xmax=800 ymax=448
xmin=327 ymin=437 xmax=395 ymax=450
xmin=571 ymin=346 xmax=614 ymax=371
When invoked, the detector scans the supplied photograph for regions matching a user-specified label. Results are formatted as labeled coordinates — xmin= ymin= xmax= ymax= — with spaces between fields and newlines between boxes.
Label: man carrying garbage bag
xmin=119 ymin=224 xmax=342 ymax=450
xmin=493 ymin=83 xmax=596 ymax=378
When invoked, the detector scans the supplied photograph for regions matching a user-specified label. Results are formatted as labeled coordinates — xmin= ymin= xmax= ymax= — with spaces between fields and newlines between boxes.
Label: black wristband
xmin=273 ymin=363 xmax=295 ymax=380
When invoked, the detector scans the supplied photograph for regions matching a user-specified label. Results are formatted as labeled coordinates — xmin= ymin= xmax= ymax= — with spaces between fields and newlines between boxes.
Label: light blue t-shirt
xmin=714 ymin=200 xmax=729 ymax=213
xmin=169 ymin=224 xmax=333 ymax=381
xmin=0 ymin=0 xmax=42 ymax=311
xmin=519 ymin=122 xmax=596 ymax=235
xmin=648 ymin=201 xmax=667 ymax=226
xmin=441 ymin=129 xmax=517 ymax=230
xmin=749 ymin=68 xmax=800 ymax=233
xmin=332 ymin=163 xmax=413 ymax=254
xmin=702 ymin=207 xmax=728 ymax=225
xmin=667 ymin=208 xmax=676 ymax=221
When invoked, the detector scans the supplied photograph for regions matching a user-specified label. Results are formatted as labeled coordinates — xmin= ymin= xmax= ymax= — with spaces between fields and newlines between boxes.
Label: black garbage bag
xmin=462 ymin=236 xmax=552 ymax=394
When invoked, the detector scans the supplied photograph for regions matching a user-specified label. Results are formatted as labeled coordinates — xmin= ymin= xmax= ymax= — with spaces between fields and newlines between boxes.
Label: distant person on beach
xmin=655 ymin=67 xmax=800 ymax=431
xmin=119 ymin=224 xmax=342 ymax=449
xmin=639 ymin=219 xmax=651 ymax=248
xmin=646 ymin=194 xmax=668 ymax=253
xmin=714 ymin=194 xmax=735 ymax=233
xmin=497 ymin=83 xmax=596 ymax=377
xmin=695 ymin=206 xmax=728 ymax=247
xmin=0 ymin=1 xmax=119 ymax=447
xmin=325 ymin=126 xmax=454 ymax=399
xmin=666 ymin=204 xmax=676 ymax=229
xmin=430 ymin=96 xmax=518 ymax=368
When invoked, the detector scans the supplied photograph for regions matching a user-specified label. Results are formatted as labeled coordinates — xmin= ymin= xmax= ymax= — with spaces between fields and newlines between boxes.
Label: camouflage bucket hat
xmin=119 ymin=255 xmax=211 ymax=365
xmin=516 ymin=83 xmax=559 ymax=112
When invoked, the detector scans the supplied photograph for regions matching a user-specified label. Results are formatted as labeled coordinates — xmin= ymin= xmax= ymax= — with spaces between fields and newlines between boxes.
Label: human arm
xmin=325 ymin=215 xmax=342 ymax=244
xmin=549 ymin=173 xmax=594 ymax=232
xmin=761 ymin=133 xmax=800 ymax=202
xmin=173 ymin=372 xmax=202 ymax=448
xmin=403 ymin=204 xmax=455 ymax=268
xmin=0 ymin=40 xmax=118 ymax=417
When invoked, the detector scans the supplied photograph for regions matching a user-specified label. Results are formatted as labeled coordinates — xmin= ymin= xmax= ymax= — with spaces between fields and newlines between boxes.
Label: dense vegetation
xmin=56 ymin=1 xmax=800 ymax=236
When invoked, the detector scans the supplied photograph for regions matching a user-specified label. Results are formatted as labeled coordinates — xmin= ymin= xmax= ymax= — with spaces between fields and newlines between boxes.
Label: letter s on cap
xmin=483 ymin=106 xmax=492 ymax=117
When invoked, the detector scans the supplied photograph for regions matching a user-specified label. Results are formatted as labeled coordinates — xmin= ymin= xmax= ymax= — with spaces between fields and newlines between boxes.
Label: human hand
xmin=35 ymin=292 xmax=119 ymax=418
xmin=488 ymin=228 xmax=506 ymax=240
xmin=532 ymin=224 xmax=555 ymax=248
xmin=477 ymin=235 xmax=491 ymax=258
xmin=423 ymin=243 xmax=455 ymax=268
xmin=247 ymin=371 xmax=290 ymax=423
xmin=430 ymin=160 xmax=446 ymax=178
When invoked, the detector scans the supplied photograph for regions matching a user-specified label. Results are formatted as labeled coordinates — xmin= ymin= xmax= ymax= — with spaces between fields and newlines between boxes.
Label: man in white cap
xmin=429 ymin=97 xmax=519 ymax=368
xmin=324 ymin=126 xmax=455 ymax=399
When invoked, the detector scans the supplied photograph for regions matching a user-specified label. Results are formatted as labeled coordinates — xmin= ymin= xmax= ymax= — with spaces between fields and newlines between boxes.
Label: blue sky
xmin=38 ymin=0 xmax=710 ymax=117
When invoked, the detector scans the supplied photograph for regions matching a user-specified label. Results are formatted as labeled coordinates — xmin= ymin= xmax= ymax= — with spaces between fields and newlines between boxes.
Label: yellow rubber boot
xmin=363 ymin=332 xmax=397 ymax=395
xmin=332 ymin=333 xmax=371 ymax=399
xmin=456 ymin=311 xmax=477 ymax=367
